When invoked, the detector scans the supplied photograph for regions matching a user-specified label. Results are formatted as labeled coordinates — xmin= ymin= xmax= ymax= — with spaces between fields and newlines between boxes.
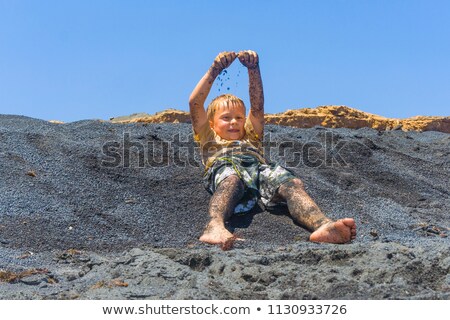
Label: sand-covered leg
xmin=277 ymin=179 xmax=356 ymax=244
xmin=199 ymin=175 xmax=244 ymax=246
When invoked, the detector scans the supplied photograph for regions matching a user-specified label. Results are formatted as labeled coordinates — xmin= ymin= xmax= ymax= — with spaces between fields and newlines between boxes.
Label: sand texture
xmin=0 ymin=114 xmax=449 ymax=299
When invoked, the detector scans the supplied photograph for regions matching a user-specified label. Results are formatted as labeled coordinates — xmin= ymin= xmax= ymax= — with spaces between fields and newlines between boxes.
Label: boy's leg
xmin=199 ymin=175 xmax=245 ymax=245
xmin=276 ymin=178 xmax=356 ymax=244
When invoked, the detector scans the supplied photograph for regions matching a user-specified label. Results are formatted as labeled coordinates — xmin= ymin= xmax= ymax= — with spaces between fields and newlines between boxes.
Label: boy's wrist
xmin=247 ymin=63 xmax=260 ymax=72
xmin=207 ymin=65 xmax=222 ymax=80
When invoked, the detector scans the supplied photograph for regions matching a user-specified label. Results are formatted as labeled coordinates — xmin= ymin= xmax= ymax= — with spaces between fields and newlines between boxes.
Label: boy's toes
xmin=341 ymin=218 xmax=356 ymax=227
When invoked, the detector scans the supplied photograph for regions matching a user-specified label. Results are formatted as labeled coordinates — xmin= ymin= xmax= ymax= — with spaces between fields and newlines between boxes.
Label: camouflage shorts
xmin=203 ymin=154 xmax=296 ymax=214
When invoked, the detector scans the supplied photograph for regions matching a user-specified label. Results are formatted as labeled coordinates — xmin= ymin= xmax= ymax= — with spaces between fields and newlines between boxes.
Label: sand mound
xmin=110 ymin=106 xmax=450 ymax=133
xmin=0 ymin=114 xmax=448 ymax=299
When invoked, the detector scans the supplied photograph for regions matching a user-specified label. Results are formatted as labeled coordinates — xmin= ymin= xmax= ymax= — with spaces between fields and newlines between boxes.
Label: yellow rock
xmin=110 ymin=106 xmax=450 ymax=133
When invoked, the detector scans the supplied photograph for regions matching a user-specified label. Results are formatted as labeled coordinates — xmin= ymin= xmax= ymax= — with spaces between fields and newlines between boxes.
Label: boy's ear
xmin=209 ymin=119 xmax=214 ymax=129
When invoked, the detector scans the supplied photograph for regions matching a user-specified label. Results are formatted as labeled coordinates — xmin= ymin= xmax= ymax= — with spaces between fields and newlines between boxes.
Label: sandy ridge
xmin=108 ymin=106 xmax=450 ymax=133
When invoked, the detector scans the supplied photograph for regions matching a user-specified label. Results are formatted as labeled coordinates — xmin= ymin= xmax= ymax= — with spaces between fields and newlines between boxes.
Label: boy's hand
xmin=238 ymin=50 xmax=259 ymax=69
xmin=210 ymin=51 xmax=238 ymax=76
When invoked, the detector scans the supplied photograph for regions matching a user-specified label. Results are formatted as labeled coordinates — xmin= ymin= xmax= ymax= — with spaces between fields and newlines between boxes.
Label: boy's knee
xmin=278 ymin=178 xmax=304 ymax=197
xmin=283 ymin=178 xmax=304 ymax=190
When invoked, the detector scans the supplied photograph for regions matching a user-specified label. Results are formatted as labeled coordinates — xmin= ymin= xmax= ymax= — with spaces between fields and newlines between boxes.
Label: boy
xmin=189 ymin=51 xmax=356 ymax=247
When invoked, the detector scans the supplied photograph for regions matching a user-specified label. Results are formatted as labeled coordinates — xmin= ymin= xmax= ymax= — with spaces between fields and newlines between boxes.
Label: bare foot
xmin=199 ymin=221 xmax=241 ymax=248
xmin=309 ymin=218 xmax=356 ymax=244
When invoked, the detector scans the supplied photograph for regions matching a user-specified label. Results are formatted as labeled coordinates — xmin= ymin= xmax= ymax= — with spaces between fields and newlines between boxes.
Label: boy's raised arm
xmin=238 ymin=50 xmax=264 ymax=137
xmin=189 ymin=52 xmax=237 ymax=133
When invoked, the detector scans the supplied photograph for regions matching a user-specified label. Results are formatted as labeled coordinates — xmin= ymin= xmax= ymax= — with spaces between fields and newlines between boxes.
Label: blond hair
xmin=207 ymin=94 xmax=246 ymax=121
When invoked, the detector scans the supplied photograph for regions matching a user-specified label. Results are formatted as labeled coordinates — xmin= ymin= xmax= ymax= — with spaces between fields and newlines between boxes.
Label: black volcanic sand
xmin=0 ymin=114 xmax=448 ymax=299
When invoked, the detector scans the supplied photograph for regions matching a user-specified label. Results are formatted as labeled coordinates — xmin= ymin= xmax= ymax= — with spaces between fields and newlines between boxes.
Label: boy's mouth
xmin=228 ymin=129 xmax=240 ymax=133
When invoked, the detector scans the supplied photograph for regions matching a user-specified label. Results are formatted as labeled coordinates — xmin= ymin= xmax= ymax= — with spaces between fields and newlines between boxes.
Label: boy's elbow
xmin=188 ymin=96 xmax=196 ymax=108
xmin=189 ymin=94 xmax=200 ymax=109
xmin=189 ymin=95 xmax=205 ymax=112
xmin=189 ymin=100 xmax=199 ymax=114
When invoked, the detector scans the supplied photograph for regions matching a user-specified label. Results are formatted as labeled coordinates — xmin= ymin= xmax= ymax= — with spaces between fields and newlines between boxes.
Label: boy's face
xmin=210 ymin=101 xmax=246 ymax=141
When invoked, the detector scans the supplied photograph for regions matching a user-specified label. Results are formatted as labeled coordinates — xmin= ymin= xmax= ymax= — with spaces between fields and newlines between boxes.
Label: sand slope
xmin=0 ymin=115 xmax=449 ymax=299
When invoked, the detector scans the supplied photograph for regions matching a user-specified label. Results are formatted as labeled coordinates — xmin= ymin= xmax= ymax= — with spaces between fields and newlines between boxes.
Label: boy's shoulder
xmin=193 ymin=121 xmax=213 ymax=143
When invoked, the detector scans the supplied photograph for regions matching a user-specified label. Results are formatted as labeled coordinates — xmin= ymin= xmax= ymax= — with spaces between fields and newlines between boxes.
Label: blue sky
xmin=0 ymin=0 xmax=449 ymax=122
